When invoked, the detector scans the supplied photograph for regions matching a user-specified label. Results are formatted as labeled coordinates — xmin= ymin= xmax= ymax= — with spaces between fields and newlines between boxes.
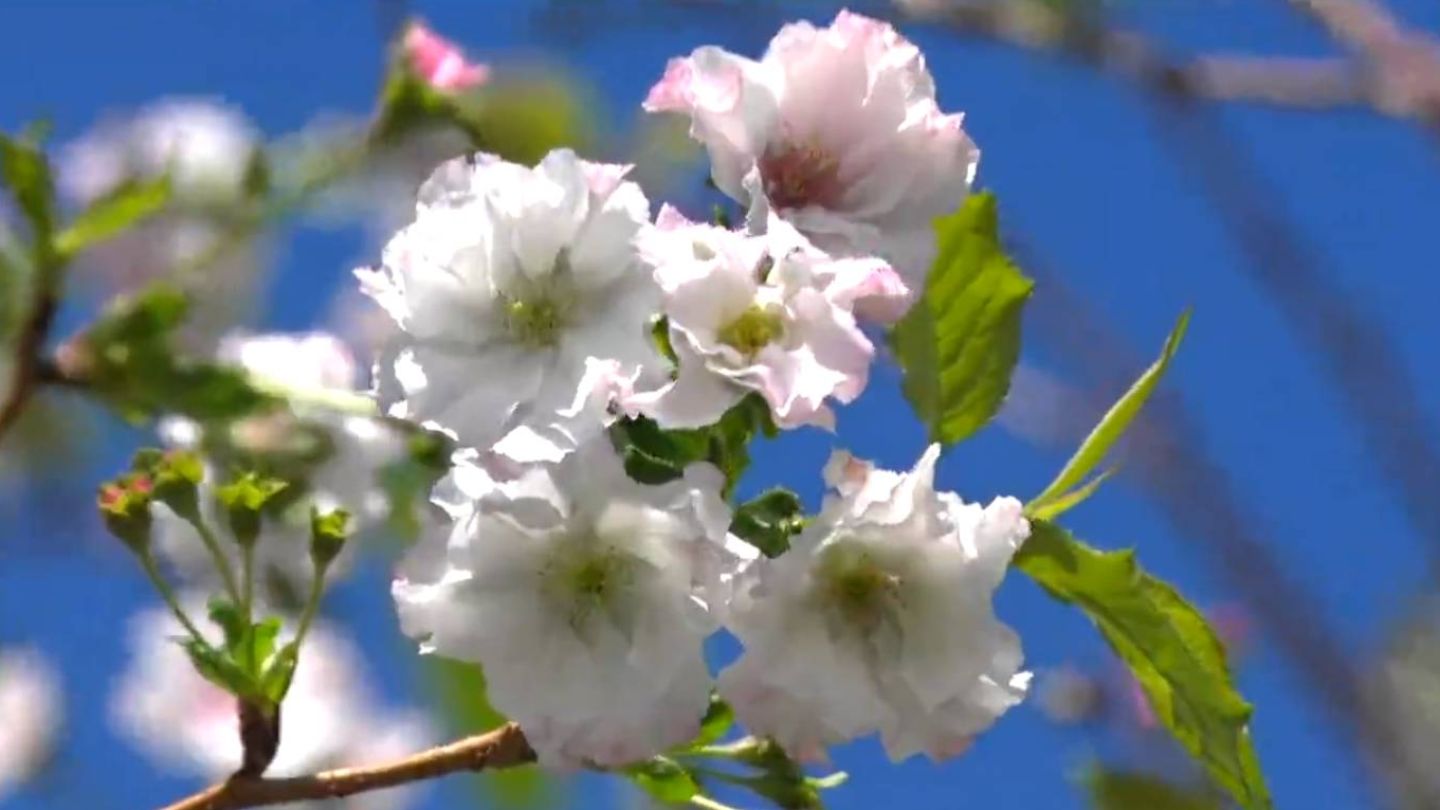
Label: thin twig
xmin=160 ymin=723 xmax=536 ymax=810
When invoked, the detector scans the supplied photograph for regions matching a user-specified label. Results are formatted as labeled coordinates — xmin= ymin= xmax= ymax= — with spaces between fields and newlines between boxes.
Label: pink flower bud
xmin=404 ymin=22 xmax=489 ymax=93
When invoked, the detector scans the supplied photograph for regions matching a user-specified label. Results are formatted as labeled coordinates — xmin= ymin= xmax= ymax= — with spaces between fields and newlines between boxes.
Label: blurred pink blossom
xmin=404 ymin=22 xmax=489 ymax=92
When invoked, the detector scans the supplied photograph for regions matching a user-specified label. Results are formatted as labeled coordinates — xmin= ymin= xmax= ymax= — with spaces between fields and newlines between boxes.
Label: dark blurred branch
xmin=161 ymin=723 xmax=535 ymax=810
xmin=901 ymin=0 xmax=1426 ymax=124
xmin=0 ymin=263 xmax=61 ymax=444
xmin=1289 ymin=0 xmax=1440 ymax=136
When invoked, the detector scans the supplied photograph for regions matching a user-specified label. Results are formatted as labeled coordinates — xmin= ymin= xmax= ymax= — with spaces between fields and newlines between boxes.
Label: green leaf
xmin=625 ymin=757 xmax=701 ymax=804
xmin=1087 ymin=769 xmax=1219 ymax=810
xmin=731 ymin=488 xmax=805 ymax=558
xmin=684 ymin=694 xmax=735 ymax=750
xmin=206 ymin=597 xmax=248 ymax=652
xmin=1014 ymin=521 xmax=1270 ymax=810
xmin=0 ymin=131 xmax=56 ymax=250
xmin=889 ymin=193 xmax=1034 ymax=446
xmin=1028 ymin=310 xmax=1190 ymax=517
xmin=259 ymin=641 xmax=299 ymax=703
xmin=82 ymin=283 xmax=277 ymax=422
xmin=1027 ymin=468 xmax=1115 ymax=522
xmin=53 ymin=176 xmax=171 ymax=259
xmin=609 ymin=394 xmax=774 ymax=496
xmin=180 ymin=637 xmax=258 ymax=701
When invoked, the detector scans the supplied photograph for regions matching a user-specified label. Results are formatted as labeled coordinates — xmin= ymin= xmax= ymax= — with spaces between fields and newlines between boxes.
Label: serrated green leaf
xmin=731 ymin=488 xmax=804 ymax=558
xmin=889 ymin=193 xmax=1034 ymax=446
xmin=625 ymin=757 xmax=700 ymax=804
xmin=1028 ymin=310 xmax=1189 ymax=517
xmin=1015 ymin=521 xmax=1270 ymax=810
xmin=609 ymin=394 xmax=774 ymax=496
xmin=53 ymin=176 xmax=171 ymax=259
xmin=1087 ymin=769 xmax=1219 ymax=810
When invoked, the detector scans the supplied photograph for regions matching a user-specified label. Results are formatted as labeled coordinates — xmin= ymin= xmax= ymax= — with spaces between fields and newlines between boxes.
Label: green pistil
xmin=717 ymin=306 xmax=784 ymax=356
xmin=504 ymin=296 xmax=566 ymax=348
xmin=821 ymin=547 xmax=901 ymax=631
xmin=548 ymin=548 xmax=631 ymax=630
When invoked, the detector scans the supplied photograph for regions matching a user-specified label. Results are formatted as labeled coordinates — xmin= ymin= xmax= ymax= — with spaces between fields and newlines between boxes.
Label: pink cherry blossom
xmin=627 ymin=207 xmax=882 ymax=431
xmin=645 ymin=10 xmax=977 ymax=292
xmin=404 ymin=22 xmax=489 ymax=93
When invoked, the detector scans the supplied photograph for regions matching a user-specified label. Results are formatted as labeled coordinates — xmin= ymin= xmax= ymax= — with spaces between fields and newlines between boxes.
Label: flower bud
xmin=309 ymin=507 xmax=351 ymax=572
xmin=99 ymin=474 xmax=154 ymax=554
xmin=216 ymin=472 xmax=289 ymax=549
xmin=133 ymin=448 xmax=205 ymax=523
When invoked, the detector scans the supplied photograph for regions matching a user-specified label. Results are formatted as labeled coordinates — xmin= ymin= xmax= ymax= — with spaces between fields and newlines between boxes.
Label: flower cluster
xmin=363 ymin=10 xmax=1033 ymax=770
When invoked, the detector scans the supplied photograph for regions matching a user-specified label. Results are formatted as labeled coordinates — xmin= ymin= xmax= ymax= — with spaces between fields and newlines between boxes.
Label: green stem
xmin=292 ymin=565 xmax=327 ymax=650
xmin=139 ymin=553 xmax=207 ymax=644
xmin=241 ymin=543 xmax=255 ymax=621
xmin=188 ymin=516 xmax=243 ymax=606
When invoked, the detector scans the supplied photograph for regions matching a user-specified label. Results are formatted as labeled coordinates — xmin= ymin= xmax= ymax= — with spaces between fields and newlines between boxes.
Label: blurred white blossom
xmin=0 ymin=648 xmax=62 ymax=800
xmin=58 ymin=99 xmax=265 ymax=352
xmin=628 ymin=208 xmax=883 ymax=430
xmin=113 ymin=603 xmax=432 ymax=809
xmin=358 ymin=149 xmax=665 ymax=461
xmin=154 ymin=331 xmax=408 ymax=597
xmin=719 ymin=445 xmax=1030 ymax=762
xmin=645 ymin=10 xmax=977 ymax=292
xmin=393 ymin=437 xmax=747 ymax=767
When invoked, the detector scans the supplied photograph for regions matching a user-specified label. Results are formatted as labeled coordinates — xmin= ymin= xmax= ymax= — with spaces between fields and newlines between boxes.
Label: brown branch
xmin=160 ymin=722 xmax=536 ymax=810
xmin=0 ymin=286 xmax=58 ymax=442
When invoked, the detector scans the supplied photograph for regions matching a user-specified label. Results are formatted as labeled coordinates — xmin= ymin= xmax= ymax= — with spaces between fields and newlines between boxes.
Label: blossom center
xmin=759 ymin=141 xmax=844 ymax=210
xmin=544 ymin=545 xmax=633 ymax=631
xmin=503 ymin=296 xmax=568 ymax=347
xmin=818 ymin=543 xmax=903 ymax=633
xmin=717 ymin=306 xmax=784 ymax=357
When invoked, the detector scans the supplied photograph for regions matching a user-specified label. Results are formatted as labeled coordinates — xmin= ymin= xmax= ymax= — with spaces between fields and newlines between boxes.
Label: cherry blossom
xmin=404 ymin=22 xmax=489 ymax=93
xmin=393 ymin=437 xmax=745 ymax=767
xmin=628 ymin=208 xmax=882 ymax=430
xmin=719 ymin=445 xmax=1031 ymax=761
xmin=645 ymin=10 xmax=977 ymax=292
xmin=357 ymin=149 xmax=665 ymax=460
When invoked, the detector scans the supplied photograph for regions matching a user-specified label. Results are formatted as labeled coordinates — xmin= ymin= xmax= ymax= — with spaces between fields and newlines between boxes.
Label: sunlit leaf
xmin=1015 ymin=521 xmax=1270 ymax=810
xmin=1027 ymin=310 xmax=1189 ymax=517
xmin=889 ymin=193 xmax=1034 ymax=446
xmin=53 ymin=176 xmax=171 ymax=259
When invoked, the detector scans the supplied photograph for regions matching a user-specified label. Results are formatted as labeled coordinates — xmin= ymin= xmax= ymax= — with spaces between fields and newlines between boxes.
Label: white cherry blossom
xmin=644 ymin=10 xmax=977 ymax=292
xmin=0 ymin=648 xmax=62 ymax=800
xmin=357 ymin=149 xmax=665 ymax=460
xmin=112 ymin=603 xmax=432 ymax=810
xmin=719 ymin=444 xmax=1031 ymax=762
xmin=628 ymin=208 xmax=882 ymax=430
xmin=393 ymin=437 xmax=745 ymax=767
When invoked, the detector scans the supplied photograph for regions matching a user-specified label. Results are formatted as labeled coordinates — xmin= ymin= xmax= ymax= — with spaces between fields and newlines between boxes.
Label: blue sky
xmin=2 ymin=1 xmax=1440 ymax=808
